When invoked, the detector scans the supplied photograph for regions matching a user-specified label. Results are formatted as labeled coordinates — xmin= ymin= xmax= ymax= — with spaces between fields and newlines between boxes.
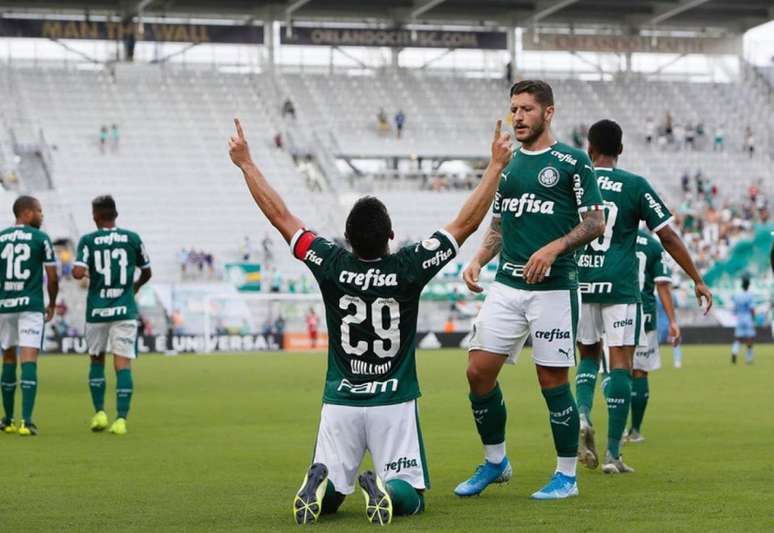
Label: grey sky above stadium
xmin=0 ymin=1 xmax=771 ymax=33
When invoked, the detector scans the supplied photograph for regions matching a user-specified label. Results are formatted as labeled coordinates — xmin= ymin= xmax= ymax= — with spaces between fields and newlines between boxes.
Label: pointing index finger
xmin=494 ymin=119 xmax=502 ymax=142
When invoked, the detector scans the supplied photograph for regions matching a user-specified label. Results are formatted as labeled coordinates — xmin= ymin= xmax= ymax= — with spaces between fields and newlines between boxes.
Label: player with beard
xmin=454 ymin=80 xmax=605 ymax=500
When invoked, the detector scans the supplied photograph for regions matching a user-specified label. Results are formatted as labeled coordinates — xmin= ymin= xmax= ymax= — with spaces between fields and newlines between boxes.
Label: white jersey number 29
xmin=339 ymin=295 xmax=400 ymax=359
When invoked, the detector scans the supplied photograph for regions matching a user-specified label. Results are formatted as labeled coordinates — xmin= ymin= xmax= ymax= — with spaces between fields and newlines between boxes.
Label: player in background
xmin=73 ymin=196 xmax=151 ymax=435
xmin=0 ymin=196 xmax=58 ymax=436
xmin=229 ymin=118 xmax=512 ymax=525
xmin=624 ymin=229 xmax=681 ymax=443
xmin=575 ymin=120 xmax=712 ymax=474
xmin=306 ymin=307 xmax=319 ymax=348
xmin=730 ymin=277 xmax=755 ymax=365
xmin=456 ymin=80 xmax=606 ymax=501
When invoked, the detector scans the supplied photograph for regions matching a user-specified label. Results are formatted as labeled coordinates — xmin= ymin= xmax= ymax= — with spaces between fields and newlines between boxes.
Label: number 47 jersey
xmin=291 ymin=228 xmax=459 ymax=407
xmin=75 ymin=227 xmax=150 ymax=323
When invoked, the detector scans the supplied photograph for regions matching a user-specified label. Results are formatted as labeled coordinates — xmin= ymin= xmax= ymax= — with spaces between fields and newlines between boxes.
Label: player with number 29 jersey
xmin=291 ymin=228 xmax=458 ymax=406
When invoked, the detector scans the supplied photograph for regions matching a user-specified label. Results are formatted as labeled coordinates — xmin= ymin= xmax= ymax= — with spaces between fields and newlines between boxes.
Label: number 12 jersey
xmin=291 ymin=228 xmax=458 ymax=407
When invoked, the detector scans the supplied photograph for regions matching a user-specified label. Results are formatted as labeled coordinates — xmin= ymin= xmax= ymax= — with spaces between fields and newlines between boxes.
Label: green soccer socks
xmin=20 ymin=361 xmax=37 ymax=424
xmin=385 ymin=479 xmax=424 ymax=516
xmin=89 ymin=361 xmax=106 ymax=412
xmin=1 ymin=362 xmax=16 ymax=422
xmin=575 ymin=357 xmax=599 ymax=424
xmin=116 ymin=368 xmax=133 ymax=419
xmin=469 ymin=382 xmax=507 ymax=463
xmin=630 ymin=376 xmax=649 ymax=432
xmin=606 ymin=369 xmax=632 ymax=458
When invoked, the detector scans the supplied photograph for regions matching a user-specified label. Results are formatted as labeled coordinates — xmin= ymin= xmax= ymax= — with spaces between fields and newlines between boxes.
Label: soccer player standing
xmin=730 ymin=277 xmax=755 ymax=365
xmin=625 ymin=229 xmax=681 ymax=443
xmin=229 ymin=118 xmax=512 ymax=525
xmin=0 ymin=196 xmax=58 ymax=436
xmin=455 ymin=80 xmax=606 ymax=500
xmin=72 ymin=196 xmax=151 ymax=435
xmin=574 ymin=120 xmax=712 ymax=474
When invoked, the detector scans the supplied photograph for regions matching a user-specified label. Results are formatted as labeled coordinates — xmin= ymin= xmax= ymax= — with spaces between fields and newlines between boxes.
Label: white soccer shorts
xmin=577 ymin=302 xmax=645 ymax=348
xmin=468 ymin=282 xmax=580 ymax=367
xmin=0 ymin=312 xmax=44 ymax=350
xmin=85 ymin=320 xmax=138 ymax=359
xmin=634 ymin=330 xmax=661 ymax=372
xmin=312 ymin=400 xmax=429 ymax=495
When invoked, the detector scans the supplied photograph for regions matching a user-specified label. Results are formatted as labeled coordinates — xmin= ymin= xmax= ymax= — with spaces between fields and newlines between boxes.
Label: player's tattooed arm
xmin=229 ymin=118 xmax=304 ymax=243
xmin=462 ymin=217 xmax=502 ymax=293
xmin=523 ymin=210 xmax=604 ymax=284
xmin=656 ymin=224 xmax=713 ymax=314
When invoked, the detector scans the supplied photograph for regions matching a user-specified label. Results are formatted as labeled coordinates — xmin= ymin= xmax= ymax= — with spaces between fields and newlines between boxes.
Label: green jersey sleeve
xmin=652 ymin=249 xmax=672 ymax=284
xmin=492 ymin=181 xmax=504 ymax=218
xmin=290 ymin=228 xmax=341 ymax=278
xmin=396 ymin=229 xmax=459 ymax=287
xmin=639 ymin=179 xmax=673 ymax=231
xmin=75 ymin=235 xmax=89 ymax=267
xmin=574 ymin=153 xmax=603 ymax=214
xmin=42 ymin=233 xmax=57 ymax=266
xmin=134 ymin=234 xmax=151 ymax=269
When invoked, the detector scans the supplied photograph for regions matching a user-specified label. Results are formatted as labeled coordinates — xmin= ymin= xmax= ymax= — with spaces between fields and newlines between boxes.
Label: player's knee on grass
xmin=385 ymin=479 xmax=424 ymax=516
xmin=321 ymin=481 xmax=345 ymax=515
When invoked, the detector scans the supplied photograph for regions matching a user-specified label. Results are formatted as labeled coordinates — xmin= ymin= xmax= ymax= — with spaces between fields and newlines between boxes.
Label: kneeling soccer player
xmin=228 ymin=118 xmax=512 ymax=525
xmin=73 ymin=195 xmax=152 ymax=435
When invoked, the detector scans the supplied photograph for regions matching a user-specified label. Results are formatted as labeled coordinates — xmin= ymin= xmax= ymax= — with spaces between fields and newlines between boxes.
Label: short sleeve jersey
xmin=578 ymin=167 xmax=672 ymax=303
xmin=75 ymin=227 xmax=150 ymax=323
xmin=636 ymin=230 xmax=672 ymax=332
xmin=0 ymin=225 xmax=56 ymax=314
xmin=493 ymin=142 xmax=603 ymax=291
xmin=732 ymin=292 xmax=754 ymax=327
xmin=291 ymin=227 xmax=459 ymax=406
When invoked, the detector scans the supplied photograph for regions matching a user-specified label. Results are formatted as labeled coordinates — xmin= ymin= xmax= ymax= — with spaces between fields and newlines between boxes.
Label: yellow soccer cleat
xmin=108 ymin=418 xmax=127 ymax=435
xmin=293 ymin=463 xmax=329 ymax=525
xmin=90 ymin=411 xmax=109 ymax=432
xmin=359 ymin=471 xmax=392 ymax=526
xmin=18 ymin=421 xmax=38 ymax=436
xmin=0 ymin=418 xmax=16 ymax=434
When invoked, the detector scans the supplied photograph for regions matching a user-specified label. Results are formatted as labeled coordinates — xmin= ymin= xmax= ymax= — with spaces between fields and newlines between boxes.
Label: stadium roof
xmin=0 ymin=1 xmax=771 ymax=33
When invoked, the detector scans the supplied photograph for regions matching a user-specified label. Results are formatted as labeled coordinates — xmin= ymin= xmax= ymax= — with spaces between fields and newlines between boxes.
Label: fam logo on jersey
xmin=385 ymin=457 xmax=419 ymax=474
xmin=337 ymin=378 xmax=398 ymax=394
xmin=538 ymin=166 xmax=560 ymax=188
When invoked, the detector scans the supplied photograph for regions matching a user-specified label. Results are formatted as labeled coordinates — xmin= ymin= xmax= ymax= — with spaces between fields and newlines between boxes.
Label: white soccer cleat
xmin=601 ymin=452 xmax=635 ymax=474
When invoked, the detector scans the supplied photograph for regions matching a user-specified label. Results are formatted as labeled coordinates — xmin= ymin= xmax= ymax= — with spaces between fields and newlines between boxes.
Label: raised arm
xmin=656 ymin=281 xmax=681 ymax=346
xmin=444 ymin=120 xmax=513 ymax=246
xmin=228 ymin=119 xmax=304 ymax=243
xmin=523 ymin=209 xmax=605 ymax=284
xmin=655 ymin=224 xmax=712 ymax=314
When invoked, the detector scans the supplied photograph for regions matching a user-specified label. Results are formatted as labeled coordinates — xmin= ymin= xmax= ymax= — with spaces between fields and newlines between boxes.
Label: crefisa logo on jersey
xmin=538 ymin=166 xmax=559 ymax=188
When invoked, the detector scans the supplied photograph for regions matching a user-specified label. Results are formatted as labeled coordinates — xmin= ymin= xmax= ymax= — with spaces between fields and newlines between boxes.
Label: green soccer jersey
xmin=291 ymin=227 xmax=458 ymax=406
xmin=493 ymin=142 xmax=603 ymax=291
xmin=577 ymin=167 xmax=672 ymax=304
xmin=636 ymin=229 xmax=672 ymax=332
xmin=0 ymin=225 xmax=56 ymax=314
xmin=75 ymin=227 xmax=150 ymax=323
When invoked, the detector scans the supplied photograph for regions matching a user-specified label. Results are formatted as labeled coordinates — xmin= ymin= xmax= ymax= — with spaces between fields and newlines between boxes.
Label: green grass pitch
xmin=3 ymin=345 xmax=772 ymax=532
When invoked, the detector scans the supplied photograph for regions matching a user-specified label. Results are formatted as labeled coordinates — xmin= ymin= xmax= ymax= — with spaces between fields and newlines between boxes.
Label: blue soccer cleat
xmin=454 ymin=457 xmax=512 ymax=497
xmin=530 ymin=472 xmax=579 ymax=500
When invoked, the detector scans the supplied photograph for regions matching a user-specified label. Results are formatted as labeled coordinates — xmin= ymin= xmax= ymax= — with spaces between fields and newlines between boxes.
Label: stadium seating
xmin=0 ymin=62 xmax=771 ymax=281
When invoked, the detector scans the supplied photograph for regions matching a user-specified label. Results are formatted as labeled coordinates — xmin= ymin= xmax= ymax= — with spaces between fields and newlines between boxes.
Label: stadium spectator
xmin=178 ymin=248 xmax=188 ymax=276
xmin=681 ymin=170 xmax=690 ymax=193
xmin=269 ymin=266 xmax=282 ymax=293
xmin=645 ymin=116 xmax=655 ymax=145
xmin=99 ymin=125 xmax=108 ymax=154
xmin=274 ymin=314 xmax=286 ymax=345
xmin=241 ymin=236 xmax=251 ymax=261
xmin=571 ymin=125 xmax=584 ymax=148
xmin=306 ymin=308 xmax=319 ymax=348
xmin=262 ymin=233 xmax=273 ymax=263
xmin=261 ymin=317 xmax=273 ymax=345
xmin=171 ymin=309 xmax=185 ymax=335
xmin=58 ymin=246 xmax=73 ymax=278
xmin=281 ymin=98 xmax=296 ymax=120
xmin=377 ymin=108 xmax=390 ymax=135
xmin=744 ymin=126 xmax=755 ymax=158
xmin=274 ymin=132 xmax=284 ymax=149
xmin=713 ymin=126 xmax=724 ymax=151
xmin=395 ymin=110 xmax=406 ymax=139
xmin=110 ymin=124 xmax=120 ymax=152
xmin=685 ymin=123 xmax=695 ymax=150
xmin=663 ymin=111 xmax=673 ymax=143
